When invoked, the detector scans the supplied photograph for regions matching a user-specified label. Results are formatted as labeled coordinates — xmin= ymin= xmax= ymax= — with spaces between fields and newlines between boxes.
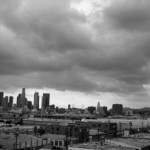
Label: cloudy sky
xmin=0 ymin=0 xmax=150 ymax=109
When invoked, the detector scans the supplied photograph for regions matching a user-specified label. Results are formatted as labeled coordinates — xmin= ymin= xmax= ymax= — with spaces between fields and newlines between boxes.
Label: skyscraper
xmin=3 ymin=96 xmax=8 ymax=111
xmin=42 ymin=93 xmax=50 ymax=109
xmin=0 ymin=92 xmax=4 ymax=106
xmin=17 ymin=94 xmax=21 ymax=108
xmin=27 ymin=101 xmax=32 ymax=109
xmin=112 ymin=104 xmax=123 ymax=116
xmin=21 ymin=88 xmax=27 ymax=107
xmin=9 ymin=96 xmax=13 ymax=108
xmin=97 ymin=101 xmax=100 ymax=111
xmin=68 ymin=104 xmax=71 ymax=110
xmin=34 ymin=92 xmax=39 ymax=110
xmin=96 ymin=101 xmax=104 ymax=117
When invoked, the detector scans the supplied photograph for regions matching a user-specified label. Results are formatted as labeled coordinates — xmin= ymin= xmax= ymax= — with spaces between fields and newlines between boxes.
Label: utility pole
xmin=69 ymin=125 xmax=71 ymax=145
xmin=97 ymin=127 xmax=100 ymax=141
xmin=129 ymin=121 xmax=132 ymax=135
xmin=142 ymin=119 xmax=143 ymax=132
xmin=65 ymin=128 xmax=68 ymax=150
xmin=108 ymin=117 xmax=110 ymax=139
xmin=119 ymin=122 xmax=122 ymax=137
xmin=14 ymin=127 xmax=19 ymax=150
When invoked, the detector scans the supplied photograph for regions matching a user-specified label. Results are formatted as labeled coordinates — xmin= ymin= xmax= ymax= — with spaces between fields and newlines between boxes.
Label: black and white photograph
xmin=0 ymin=0 xmax=150 ymax=149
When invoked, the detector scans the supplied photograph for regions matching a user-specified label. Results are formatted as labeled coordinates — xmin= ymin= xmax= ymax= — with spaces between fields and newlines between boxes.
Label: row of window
xmin=52 ymin=140 xmax=63 ymax=147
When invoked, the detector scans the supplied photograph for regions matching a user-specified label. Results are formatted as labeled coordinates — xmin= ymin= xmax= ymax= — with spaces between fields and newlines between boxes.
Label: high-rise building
xmin=27 ymin=101 xmax=32 ymax=110
xmin=21 ymin=88 xmax=27 ymax=107
xmin=0 ymin=92 xmax=4 ymax=106
xmin=96 ymin=101 xmax=104 ymax=116
xmin=34 ymin=92 xmax=39 ymax=110
xmin=112 ymin=104 xmax=123 ymax=116
xmin=3 ymin=96 xmax=8 ymax=111
xmin=102 ymin=106 xmax=108 ymax=116
xmin=42 ymin=93 xmax=50 ymax=109
xmin=68 ymin=104 xmax=71 ymax=110
xmin=9 ymin=96 xmax=13 ymax=108
xmin=97 ymin=102 xmax=100 ymax=111
xmin=88 ymin=106 xmax=96 ymax=114
xmin=22 ymin=88 xmax=25 ymax=97
xmin=17 ymin=94 xmax=21 ymax=108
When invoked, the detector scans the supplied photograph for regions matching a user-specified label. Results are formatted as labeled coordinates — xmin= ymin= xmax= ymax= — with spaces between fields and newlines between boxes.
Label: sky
xmin=0 ymin=0 xmax=150 ymax=109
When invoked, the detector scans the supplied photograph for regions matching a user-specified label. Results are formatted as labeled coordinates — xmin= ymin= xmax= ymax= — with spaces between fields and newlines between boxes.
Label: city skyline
xmin=0 ymin=0 xmax=150 ymax=108
xmin=0 ymin=88 xmax=149 ymax=110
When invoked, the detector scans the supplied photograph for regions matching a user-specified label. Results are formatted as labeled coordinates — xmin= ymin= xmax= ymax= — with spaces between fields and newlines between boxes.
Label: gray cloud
xmin=0 ymin=0 xmax=150 ymax=107
xmin=104 ymin=0 xmax=150 ymax=31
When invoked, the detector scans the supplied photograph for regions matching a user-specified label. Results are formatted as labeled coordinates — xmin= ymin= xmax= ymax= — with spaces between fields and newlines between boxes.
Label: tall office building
xmin=68 ymin=104 xmax=71 ymax=110
xmin=27 ymin=101 xmax=32 ymax=109
xmin=21 ymin=88 xmax=27 ymax=107
xmin=97 ymin=102 xmax=100 ymax=111
xmin=42 ymin=93 xmax=50 ymax=109
xmin=34 ymin=92 xmax=39 ymax=110
xmin=102 ymin=106 xmax=108 ymax=116
xmin=17 ymin=94 xmax=21 ymax=108
xmin=112 ymin=104 xmax=123 ymax=116
xmin=9 ymin=96 xmax=13 ymax=108
xmin=0 ymin=92 xmax=4 ymax=106
xmin=3 ymin=96 xmax=8 ymax=111
xmin=88 ymin=106 xmax=96 ymax=114
xmin=96 ymin=101 xmax=104 ymax=116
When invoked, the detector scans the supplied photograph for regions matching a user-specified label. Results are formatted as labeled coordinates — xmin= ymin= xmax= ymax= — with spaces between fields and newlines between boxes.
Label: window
xmin=59 ymin=141 xmax=62 ymax=146
xmin=55 ymin=141 xmax=58 ymax=146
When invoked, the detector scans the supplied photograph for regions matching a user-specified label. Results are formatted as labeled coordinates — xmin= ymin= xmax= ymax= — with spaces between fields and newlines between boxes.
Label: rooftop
xmin=41 ymin=133 xmax=77 ymax=141
xmin=129 ymin=133 xmax=150 ymax=139
xmin=89 ymin=129 xmax=104 ymax=136
xmin=106 ymin=138 xmax=150 ymax=149
xmin=0 ymin=133 xmax=41 ymax=149
xmin=69 ymin=142 xmax=135 ymax=150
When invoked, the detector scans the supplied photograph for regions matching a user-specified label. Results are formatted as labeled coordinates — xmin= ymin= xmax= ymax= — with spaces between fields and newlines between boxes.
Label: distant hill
xmin=123 ymin=107 xmax=132 ymax=111
xmin=131 ymin=107 xmax=150 ymax=113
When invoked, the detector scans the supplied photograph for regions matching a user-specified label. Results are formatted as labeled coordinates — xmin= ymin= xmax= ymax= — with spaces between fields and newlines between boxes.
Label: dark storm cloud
xmin=0 ymin=0 xmax=150 ymax=100
xmin=104 ymin=0 xmax=150 ymax=31
xmin=0 ymin=0 xmax=92 ymax=52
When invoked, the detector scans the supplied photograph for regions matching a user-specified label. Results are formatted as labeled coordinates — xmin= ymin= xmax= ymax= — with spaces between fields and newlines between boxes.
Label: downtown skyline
xmin=0 ymin=0 xmax=150 ymax=108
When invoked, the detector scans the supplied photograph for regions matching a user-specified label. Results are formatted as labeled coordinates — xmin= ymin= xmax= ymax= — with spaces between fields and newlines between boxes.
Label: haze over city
xmin=0 ymin=0 xmax=150 ymax=109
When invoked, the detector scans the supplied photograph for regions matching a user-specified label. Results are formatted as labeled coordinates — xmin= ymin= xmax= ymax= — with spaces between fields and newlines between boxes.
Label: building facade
xmin=96 ymin=102 xmax=104 ymax=117
xmin=21 ymin=88 xmax=27 ymax=107
xmin=42 ymin=93 xmax=50 ymax=109
xmin=0 ymin=92 xmax=4 ymax=106
xmin=112 ymin=104 xmax=123 ymax=116
xmin=9 ymin=96 xmax=13 ymax=108
xmin=17 ymin=94 xmax=21 ymax=108
xmin=27 ymin=101 xmax=32 ymax=110
xmin=2 ymin=96 xmax=9 ymax=111
xmin=34 ymin=92 xmax=39 ymax=110
xmin=44 ymin=122 xmax=89 ymax=143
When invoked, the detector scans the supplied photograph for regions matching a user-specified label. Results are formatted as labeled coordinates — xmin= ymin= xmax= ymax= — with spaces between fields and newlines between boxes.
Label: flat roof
xmin=0 ymin=133 xmax=41 ymax=149
xmin=69 ymin=142 xmax=135 ymax=150
xmin=41 ymin=134 xmax=77 ymax=141
xmin=129 ymin=133 xmax=150 ymax=139
xmin=89 ymin=129 xmax=104 ymax=136
xmin=107 ymin=138 xmax=150 ymax=148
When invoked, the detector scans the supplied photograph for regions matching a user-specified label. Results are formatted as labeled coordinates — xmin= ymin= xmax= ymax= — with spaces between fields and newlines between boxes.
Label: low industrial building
xmin=106 ymin=138 xmax=150 ymax=150
xmin=69 ymin=141 xmax=135 ymax=150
